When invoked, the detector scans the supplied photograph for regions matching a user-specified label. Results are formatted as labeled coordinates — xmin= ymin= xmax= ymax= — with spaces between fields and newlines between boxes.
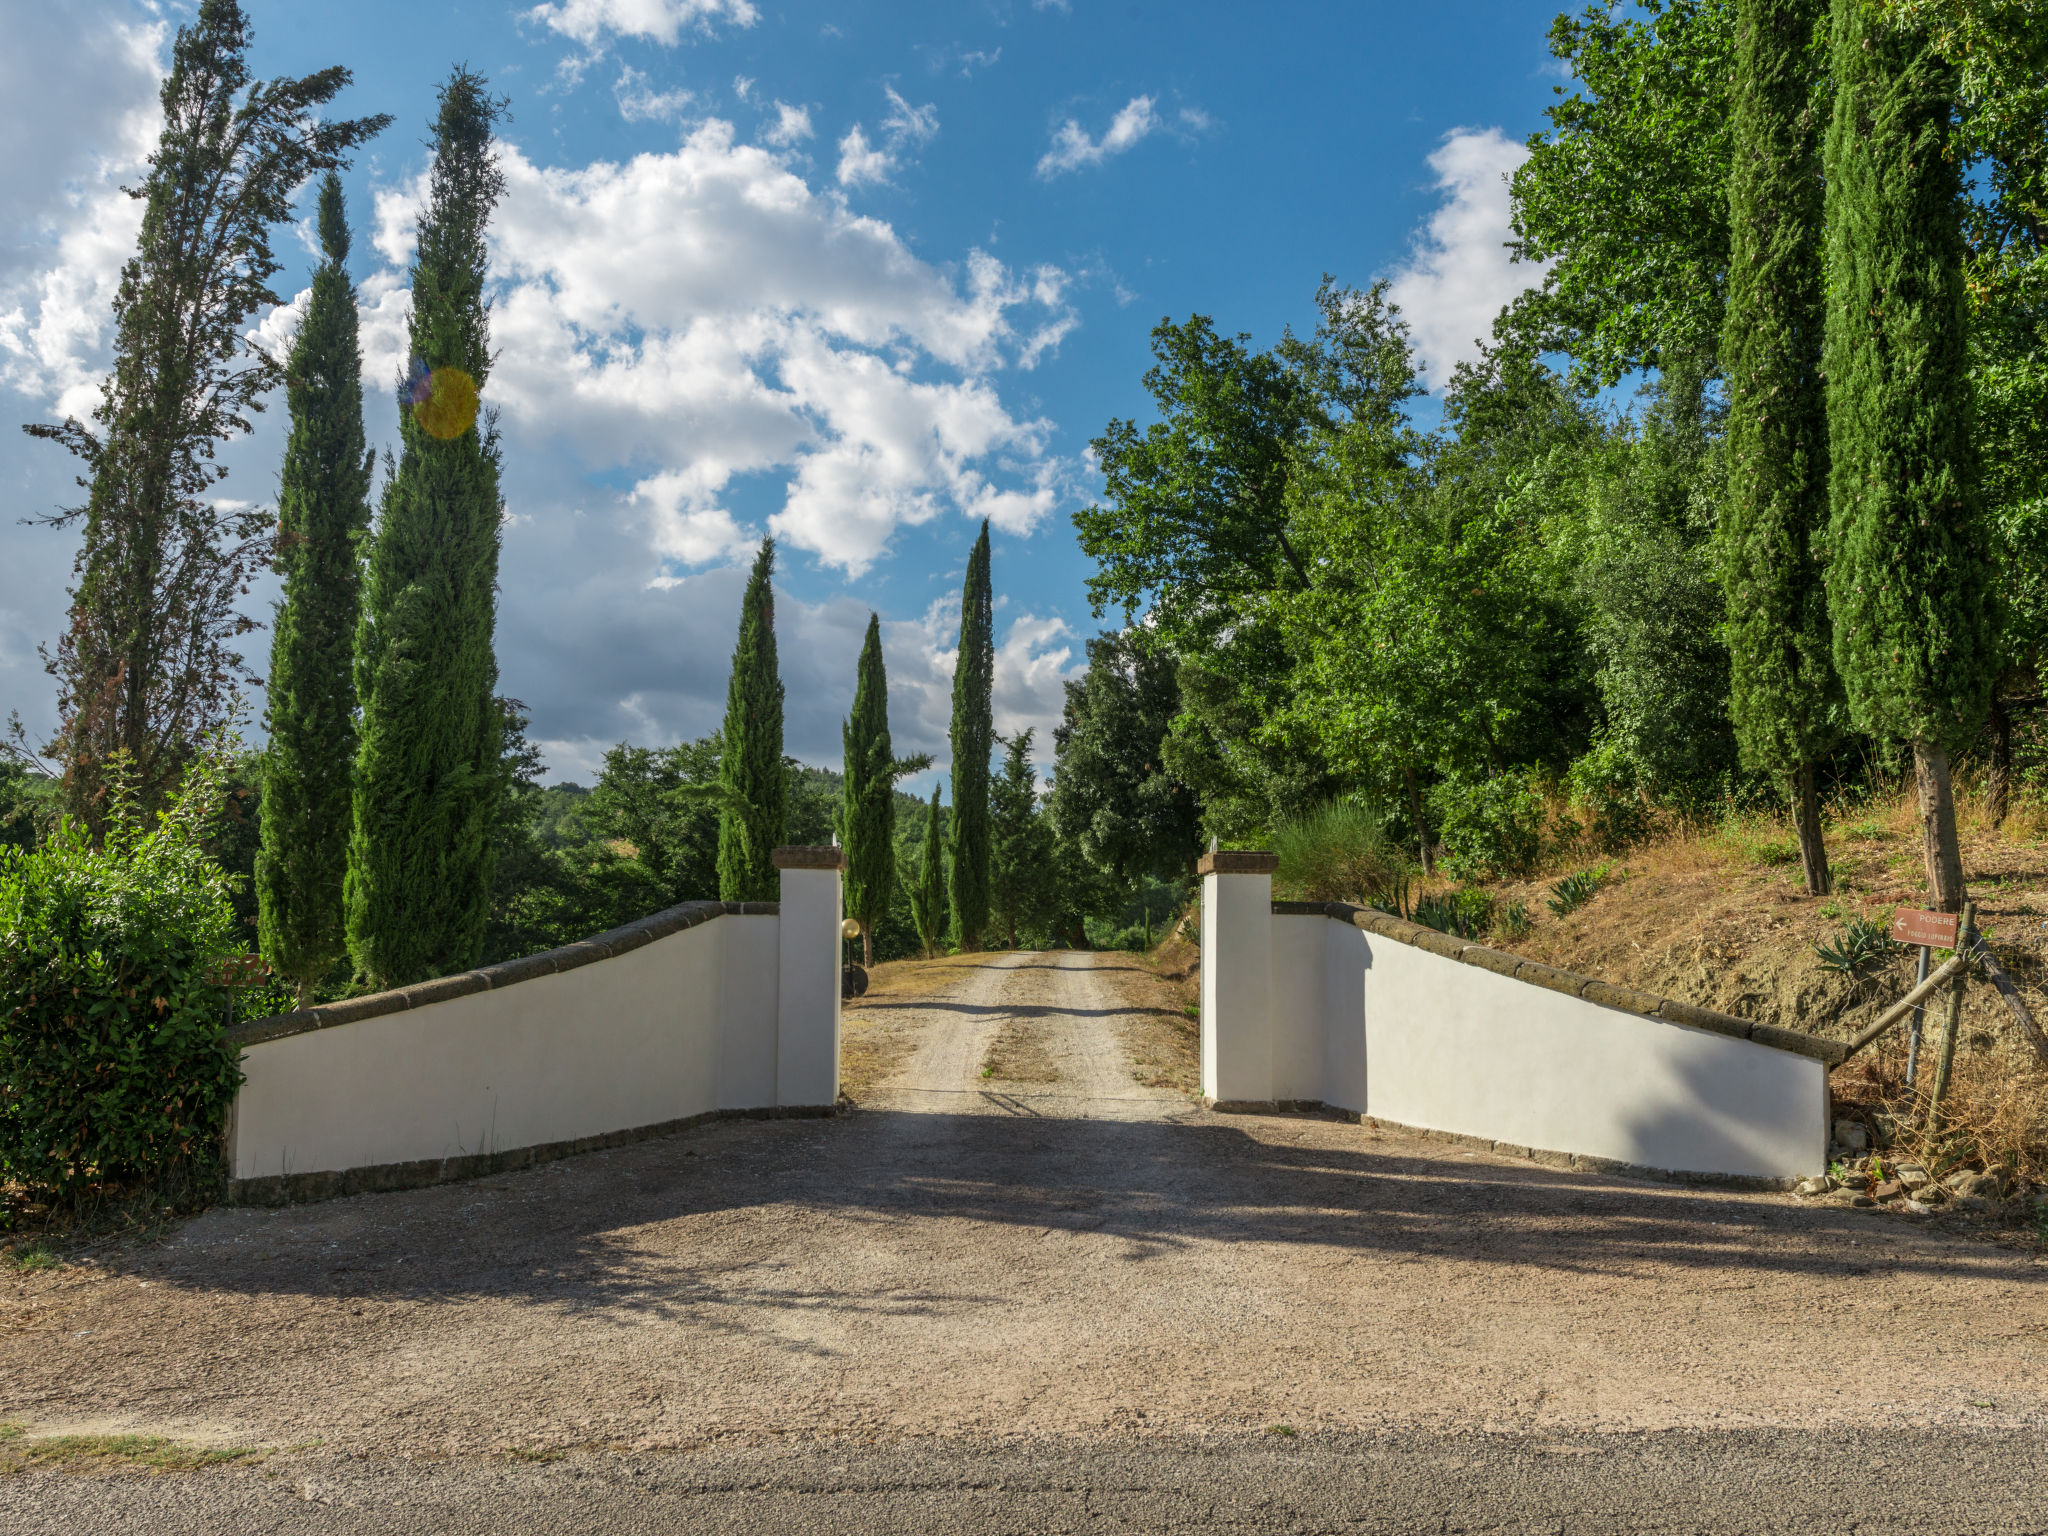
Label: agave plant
xmin=1547 ymin=868 xmax=1607 ymax=917
xmin=1813 ymin=917 xmax=1894 ymax=977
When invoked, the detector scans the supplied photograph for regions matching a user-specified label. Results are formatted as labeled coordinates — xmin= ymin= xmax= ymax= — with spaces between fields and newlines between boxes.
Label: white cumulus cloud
xmin=764 ymin=101 xmax=813 ymax=147
xmin=1036 ymin=96 xmax=1160 ymax=179
xmin=527 ymin=0 xmax=758 ymax=46
xmin=836 ymin=86 xmax=939 ymax=188
xmin=1384 ymin=127 xmax=1546 ymax=390
xmin=353 ymin=121 xmax=1073 ymax=578
xmin=614 ymin=66 xmax=694 ymax=123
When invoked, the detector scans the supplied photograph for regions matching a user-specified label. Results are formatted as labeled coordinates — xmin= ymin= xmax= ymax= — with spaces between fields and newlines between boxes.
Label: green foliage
xmin=0 ymin=765 xmax=57 ymax=855
xmin=1047 ymin=631 xmax=1201 ymax=890
xmin=1509 ymin=0 xmax=1738 ymax=385
xmin=1718 ymin=0 xmax=1842 ymax=800
xmin=1566 ymin=738 xmax=1652 ymax=854
xmin=19 ymin=2 xmax=388 ymax=820
xmin=1822 ymin=0 xmax=1997 ymax=753
xmin=1271 ymin=801 xmax=1398 ymax=905
xmin=1429 ymin=773 xmax=1544 ymax=881
xmin=948 ymin=523 xmax=995 ymax=948
xmin=716 ymin=540 xmax=787 ymax=903
xmin=1813 ymin=916 xmax=1895 ymax=975
xmin=1412 ymin=888 xmax=1498 ymax=940
xmin=257 ymin=172 xmax=372 ymax=1003
xmin=989 ymin=731 xmax=1054 ymax=949
xmin=1494 ymin=899 xmax=1534 ymax=942
xmin=0 ymin=748 xmax=245 ymax=1205
xmin=1547 ymin=868 xmax=1610 ymax=917
xmin=346 ymin=70 xmax=507 ymax=989
xmin=841 ymin=617 xmax=927 ymax=963
xmin=907 ymin=784 xmax=947 ymax=958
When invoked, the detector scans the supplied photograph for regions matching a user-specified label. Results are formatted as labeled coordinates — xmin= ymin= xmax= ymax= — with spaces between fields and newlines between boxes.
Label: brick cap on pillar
xmin=772 ymin=845 xmax=847 ymax=871
xmin=1197 ymin=849 xmax=1279 ymax=876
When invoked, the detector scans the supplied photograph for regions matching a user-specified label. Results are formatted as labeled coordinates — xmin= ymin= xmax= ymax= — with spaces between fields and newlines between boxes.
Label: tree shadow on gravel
xmin=132 ymin=1105 xmax=2040 ymax=1327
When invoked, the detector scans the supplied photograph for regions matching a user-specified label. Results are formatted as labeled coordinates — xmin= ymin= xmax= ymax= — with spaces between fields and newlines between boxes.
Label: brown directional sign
xmin=1891 ymin=909 xmax=1959 ymax=949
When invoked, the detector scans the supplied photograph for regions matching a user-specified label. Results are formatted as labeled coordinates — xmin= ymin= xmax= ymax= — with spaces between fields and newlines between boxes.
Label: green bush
xmin=0 ymin=754 xmax=246 ymax=1207
xmin=1429 ymin=773 xmax=1543 ymax=880
xmin=1412 ymin=887 xmax=1496 ymax=940
xmin=1272 ymin=800 xmax=1399 ymax=904
xmin=1566 ymin=738 xmax=1651 ymax=853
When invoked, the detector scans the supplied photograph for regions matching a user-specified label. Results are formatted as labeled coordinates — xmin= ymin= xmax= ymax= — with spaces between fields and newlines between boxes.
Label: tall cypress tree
xmin=947 ymin=521 xmax=995 ymax=949
xmin=257 ymin=173 xmax=373 ymax=1006
xmin=1821 ymin=0 xmax=1995 ymax=912
xmin=908 ymin=783 xmax=947 ymax=959
xmin=345 ymin=70 xmax=509 ymax=987
xmin=841 ymin=615 xmax=929 ymax=966
xmin=1719 ymin=0 xmax=1840 ymax=897
xmin=716 ymin=539 xmax=786 ymax=902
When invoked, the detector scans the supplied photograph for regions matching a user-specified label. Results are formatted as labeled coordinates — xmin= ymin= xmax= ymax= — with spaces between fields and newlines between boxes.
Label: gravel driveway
xmin=2 ymin=949 xmax=2044 ymax=1528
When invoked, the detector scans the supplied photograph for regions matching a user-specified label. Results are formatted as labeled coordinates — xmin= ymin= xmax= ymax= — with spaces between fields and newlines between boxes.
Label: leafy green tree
xmin=256 ymin=173 xmax=374 ymax=1005
xmin=1508 ymin=0 xmax=1739 ymax=385
xmin=21 ymin=1 xmax=386 ymax=819
xmin=1822 ymin=0 xmax=1996 ymax=910
xmin=989 ymin=730 xmax=1054 ymax=948
xmin=345 ymin=70 xmax=508 ymax=988
xmin=716 ymin=540 xmax=787 ymax=902
xmin=841 ymin=616 xmax=931 ymax=966
xmin=1048 ymin=632 xmax=1202 ymax=890
xmin=906 ymin=784 xmax=947 ymax=958
xmin=1717 ymin=0 xmax=1840 ymax=893
xmin=947 ymin=522 xmax=994 ymax=949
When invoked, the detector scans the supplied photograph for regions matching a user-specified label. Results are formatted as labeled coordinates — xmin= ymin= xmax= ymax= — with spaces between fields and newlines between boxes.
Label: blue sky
xmin=1 ymin=0 xmax=1568 ymax=787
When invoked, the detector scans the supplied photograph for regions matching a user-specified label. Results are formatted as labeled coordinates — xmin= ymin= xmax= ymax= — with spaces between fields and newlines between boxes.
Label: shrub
xmin=1547 ymin=867 xmax=1608 ymax=917
xmin=1566 ymin=739 xmax=1651 ymax=854
xmin=0 ymin=752 xmax=246 ymax=1207
xmin=1413 ymin=887 xmax=1495 ymax=940
xmin=1272 ymin=800 xmax=1400 ymax=904
xmin=1429 ymin=773 xmax=1543 ymax=880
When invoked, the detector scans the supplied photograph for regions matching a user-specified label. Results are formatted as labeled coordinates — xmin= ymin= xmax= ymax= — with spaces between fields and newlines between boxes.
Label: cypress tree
xmin=345 ymin=70 xmax=509 ymax=987
xmin=989 ymin=729 xmax=1052 ymax=950
xmin=947 ymin=521 xmax=995 ymax=949
xmin=1719 ymin=0 xmax=1840 ymax=896
xmin=1821 ymin=0 xmax=1996 ymax=911
xmin=908 ymin=783 xmax=947 ymax=959
xmin=841 ymin=615 xmax=930 ymax=966
xmin=716 ymin=539 xmax=786 ymax=902
xmin=256 ymin=173 xmax=373 ymax=1006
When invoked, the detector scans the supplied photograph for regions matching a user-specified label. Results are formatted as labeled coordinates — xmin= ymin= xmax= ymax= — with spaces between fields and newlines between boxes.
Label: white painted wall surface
xmin=232 ymin=916 xmax=732 ymax=1183
xmin=775 ymin=866 xmax=842 ymax=1108
xmin=1359 ymin=934 xmax=1827 ymax=1179
xmin=1204 ymin=875 xmax=1828 ymax=1179
xmin=717 ymin=915 xmax=780 ymax=1110
xmin=1201 ymin=870 xmax=1273 ymax=1102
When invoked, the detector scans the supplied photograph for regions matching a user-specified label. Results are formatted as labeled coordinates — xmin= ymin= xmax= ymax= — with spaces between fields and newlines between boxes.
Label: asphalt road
xmin=3 ymin=1430 xmax=2045 ymax=1534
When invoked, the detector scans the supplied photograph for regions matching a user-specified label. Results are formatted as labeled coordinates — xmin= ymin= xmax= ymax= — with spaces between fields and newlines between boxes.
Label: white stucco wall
xmin=1213 ymin=886 xmax=1829 ymax=1180
xmin=1357 ymin=932 xmax=1827 ymax=1179
xmin=231 ymin=914 xmax=773 ymax=1184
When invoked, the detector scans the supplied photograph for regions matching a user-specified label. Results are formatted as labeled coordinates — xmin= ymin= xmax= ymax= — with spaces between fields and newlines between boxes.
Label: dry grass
xmin=1455 ymin=783 xmax=2048 ymax=1190
xmin=979 ymin=1017 xmax=1061 ymax=1083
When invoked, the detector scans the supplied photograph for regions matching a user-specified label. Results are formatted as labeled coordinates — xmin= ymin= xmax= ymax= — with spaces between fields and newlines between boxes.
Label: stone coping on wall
xmin=223 ymin=899 xmax=780 ymax=1051
xmin=771 ymin=845 xmax=848 ymax=870
xmin=1269 ymin=898 xmax=1847 ymax=1067
xmin=1198 ymin=849 xmax=1281 ymax=876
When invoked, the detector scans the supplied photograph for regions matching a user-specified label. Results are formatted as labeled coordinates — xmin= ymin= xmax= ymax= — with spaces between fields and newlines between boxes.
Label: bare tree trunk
xmin=1985 ymin=698 xmax=2012 ymax=829
xmin=861 ymin=921 xmax=874 ymax=969
xmin=1791 ymin=760 xmax=1830 ymax=896
xmin=1404 ymin=764 xmax=1431 ymax=876
xmin=295 ymin=978 xmax=314 ymax=1012
xmin=1913 ymin=740 xmax=1968 ymax=913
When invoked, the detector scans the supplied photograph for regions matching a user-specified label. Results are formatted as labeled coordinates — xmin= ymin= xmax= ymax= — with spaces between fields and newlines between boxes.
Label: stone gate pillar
xmin=773 ymin=846 xmax=845 ymax=1109
xmin=1200 ymin=849 xmax=1278 ymax=1108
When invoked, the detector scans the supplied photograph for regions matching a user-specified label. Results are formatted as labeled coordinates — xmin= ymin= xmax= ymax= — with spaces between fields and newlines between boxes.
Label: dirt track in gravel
xmin=1 ymin=949 xmax=2044 ymax=1457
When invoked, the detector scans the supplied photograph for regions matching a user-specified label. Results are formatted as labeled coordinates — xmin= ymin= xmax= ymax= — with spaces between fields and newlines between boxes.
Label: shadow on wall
xmin=142 ymin=1109 xmax=2032 ymax=1326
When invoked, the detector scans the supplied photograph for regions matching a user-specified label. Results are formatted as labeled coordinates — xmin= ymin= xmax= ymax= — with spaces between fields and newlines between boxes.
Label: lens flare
xmin=406 ymin=357 xmax=480 ymax=440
